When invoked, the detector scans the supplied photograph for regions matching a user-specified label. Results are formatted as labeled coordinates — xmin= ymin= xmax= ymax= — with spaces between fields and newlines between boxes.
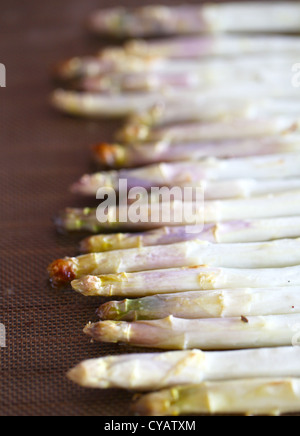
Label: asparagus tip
xmin=83 ymin=320 xmax=126 ymax=343
xmin=47 ymin=258 xmax=76 ymax=288
xmin=116 ymin=123 xmax=150 ymax=143
xmin=92 ymin=143 xmax=122 ymax=167
xmin=79 ymin=237 xmax=91 ymax=253
xmin=96 ymin=301 xmax=121 ymax=320
xmin=131 ymin=391 xmax=171 ymax=416
xmin=71 ymin=275 xmax=101 ymax=296
xmin=67 ymin=363 xmax=88 ymax=386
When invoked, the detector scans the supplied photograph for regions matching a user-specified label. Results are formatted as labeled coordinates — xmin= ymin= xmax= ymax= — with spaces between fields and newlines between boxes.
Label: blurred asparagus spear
xmin=49 ymin=237 xmax=300 ymax=287
xmin=81 ymin=216 xmax=300 ymax=253
xmin=96 ymin=287 xmax=300 ymax=321
xmin=125 ymin=35 xmax=300 ymax=59
xmin=72 ymin=154 xmax=300 ymax=195
xmin=51 ymin=84 xmax=298 ymax=118
xmin=117 ymin=117 xmax=300 ymax=143
xmin=127 ymin=99 xmax=300 ymax=128
xmin=67 ymin=346 xmax=300 ymax=391
xmin=93 ymin=136 xmax=300 ymax=169
xmin=88 ymin=3 xmax=300 ymax=37
xmin=54 ymin=50 xmax=297 ymax=83
xmin=132 ymin=378 xmax=300 ymax=416
xmin=57 ymin=190 xmax=300 ymax=233
xmin=84 ymin=313 xmax=300 ymax=350
xmin=72 ymin=264 xmax=300 ymax=297
xmin=78 ymin=67 xmax=287 ymax=93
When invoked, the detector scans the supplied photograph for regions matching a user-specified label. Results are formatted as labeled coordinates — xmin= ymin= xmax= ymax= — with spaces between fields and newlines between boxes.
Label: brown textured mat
xmin=0 ymin=0 xmax=285 ymax=417
xmin=0 ymin=0 xmax=158 ymax=416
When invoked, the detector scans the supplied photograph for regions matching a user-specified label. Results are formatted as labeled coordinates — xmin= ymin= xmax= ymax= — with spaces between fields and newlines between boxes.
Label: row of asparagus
xmin=50 ymin=3 xmax=300 ymax=415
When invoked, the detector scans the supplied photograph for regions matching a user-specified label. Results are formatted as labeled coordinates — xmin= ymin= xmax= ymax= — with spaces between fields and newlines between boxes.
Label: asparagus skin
xmin=88 ymin=3 xmax=300 ymax=37
xmin=80 ymin=217 xmax=300 ymax=253
xmin=72 ymin=154 xmax=300 ymax=195
xmin=67 ymin=347 xmax=300 ymax=391
xmin=117 ymin=117 xmax=300 ymax=143
xmin=92 ymin=136 xmax=300 ymax=169
xmin=125 ymin=35 xmax=300 ymax=59
xmin=132 ymin=378 xmax=300 ymax=416
xmin=84 ymin=313 xmax=300 ymax=350
xmin=71 ymin=264 xmax=300 ymax=297
xmin=49 ymin=237 xmax=300 ymax=287
xmin=97 ymin=287 xmax=300 ymax=321
xmin=57 ymin=190 xmax=300 ymax=233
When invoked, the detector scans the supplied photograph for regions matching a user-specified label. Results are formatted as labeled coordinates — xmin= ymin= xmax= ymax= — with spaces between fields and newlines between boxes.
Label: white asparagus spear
xmin=73 ymin=177 xmax=300 ymax=200
xmin=88 ymin=3 xmax=300 ymax=37
xmin=80 ymin=216 xmax=300 ymax=253
xmin=51 ymin=83 xmax=299 ymax=118
xmin=132 ymin=378 xmax=300 ymax=416
xmin=71 ymin=264 xmax=300 ymax=298
xmin=128 ymin=99 xmax=300 ymax=128
xmin=57 ymin=190 xmax=300 ymax=233
xmin=84 ymin=313 xmax=300 ymax=350
xmin=93 ymin=136 xmax=300 ymax=169
xmin=117 ymin=117 xmax=300 ymax=143
xmin=49 ymin=237 xmax=300 ymax=288
xmin=97 ymin=287 xmax=300 ymax=321
xmin=72 ymin=154 xmax=300 ymax=195
xmin=67 ymin=347 xmax=300 ymax=390
xmin=125 ymin=35 xmax=300 ymax=59
xmin=80 ymin=66 xmax=288 ymax=93
xmin=55 ymin=50 xmax=298 ymax=81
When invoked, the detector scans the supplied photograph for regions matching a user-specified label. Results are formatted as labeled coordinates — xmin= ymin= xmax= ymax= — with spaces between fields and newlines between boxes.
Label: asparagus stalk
xmin=88 ymin=3 xmax=300 ymax=37
xmin=92 ymin=136 xmax=300 ymax=169
xmin=54 ymin=50 xmax=297 ymax=83
xmin=97 ymin=287 xmax=300 ymax=321
xmin=117 ymin=117 xmax=300 ymax=143
xmin=84 ymin=313 xmax=300 ymax=350
xmin=57 ymin=190 xmax=300 ymax=233
xmin=71 ymin=264 xmax=300 ymax=297
xmin=49 ymin=237 xmax=300 ymax=287
xmin=132 ymin=378 xmax=300 ymax=416
xmin=72 ymin=154 xmax=300 ymax=195
xmin=127 ymin=99 xmax=300 ymax=128
xmin=79 ymin=67 xmax=288 ymax=93
xmin=51 ymin=83 xmax=298 ymax=118
xmin=125 ymin=35 xmax=300 ymax=59
xmin=80 ymin=216 xmax=300 ymax=253
xmin=73 ymin=175 xmax=300 ymax=200
xmin=67 ymin=346 xmax=300 ymax=391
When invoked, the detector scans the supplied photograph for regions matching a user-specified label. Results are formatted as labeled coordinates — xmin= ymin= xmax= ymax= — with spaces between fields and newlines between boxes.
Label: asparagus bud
xmin=84 ymin=313 xmax=300 ymax=350
xmin=97 ymin=287 xmax=300 ymax=321
xmin=132 ymin=378 xmax=300 ymax=416
xmin=67 ymin=346 xmax=300 ymax=391
xmin=71 ymin=264 xmax=300 ymax=298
